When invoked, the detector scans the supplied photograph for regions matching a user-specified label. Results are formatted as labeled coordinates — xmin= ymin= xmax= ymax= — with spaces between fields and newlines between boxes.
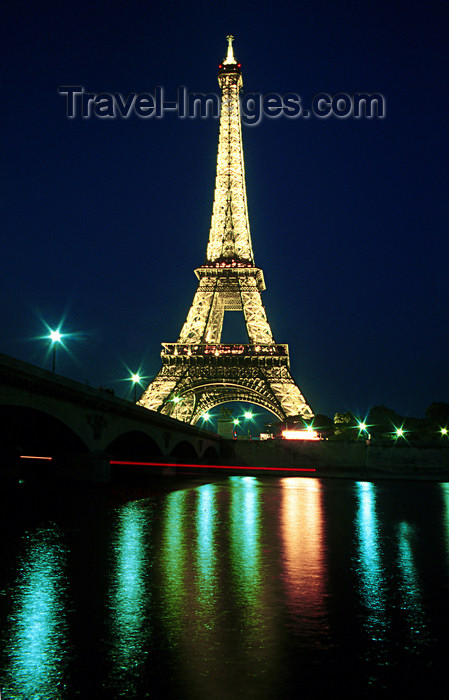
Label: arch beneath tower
xmin=193 ymin=388 xmax=284 ymax=425
xmin=161 ymin=381 xmax=286 ymax=424
xmin=193 ymin=397 xmax=280 ymax=426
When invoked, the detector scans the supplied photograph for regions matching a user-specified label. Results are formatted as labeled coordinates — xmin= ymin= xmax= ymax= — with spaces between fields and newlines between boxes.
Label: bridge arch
xmin=106 ymin=431 xmax=163 ymax=462
xmin=0 ymin=404 xmax=89 ymax=457
xmin=202 ymin=445 xmax=219 ymax=464
xmin=0 ymin=353 xmax=223 ymax=480
xmin=170 ymin=440 xmax=200 ymax=463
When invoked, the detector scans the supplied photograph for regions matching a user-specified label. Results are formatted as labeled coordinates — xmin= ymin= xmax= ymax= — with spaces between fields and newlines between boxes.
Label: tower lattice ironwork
xmin=139 ymin=36 xmax=313 ymax=424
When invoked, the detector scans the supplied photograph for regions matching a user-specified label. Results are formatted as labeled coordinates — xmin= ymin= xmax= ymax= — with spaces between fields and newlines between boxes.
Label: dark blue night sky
xmin=2 ymin=0 xmax=448 ymax=422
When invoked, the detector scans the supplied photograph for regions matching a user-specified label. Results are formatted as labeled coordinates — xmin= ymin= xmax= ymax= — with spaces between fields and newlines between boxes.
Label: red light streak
xmin=110 ymin=460 xmax=316 ymax=473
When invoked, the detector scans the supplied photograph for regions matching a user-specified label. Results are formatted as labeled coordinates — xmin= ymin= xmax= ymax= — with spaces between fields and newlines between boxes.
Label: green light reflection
xmin=196 ymin=483 xmax=216 ymax=598
xmin=354 ymin=481 xmax=388 ymax=641
xmin=108 ymin=500 xmax=152 ymax=689
xmin=2 ymin=526 xmax=69 ymax=699
xmin=160 ymin=486 xmax=228 ymax=694
xmin=397 ymin=521 xmax=429 ymax=646
xmin=440 ymin=483 xmax=449 ymax=568
xmin=229 ymin=476 xmax=261 ymax=612
xmin=161 ymin=489 xmax=189 ymax=640
xmin=158 ymin=479 xmax=284 ymax=694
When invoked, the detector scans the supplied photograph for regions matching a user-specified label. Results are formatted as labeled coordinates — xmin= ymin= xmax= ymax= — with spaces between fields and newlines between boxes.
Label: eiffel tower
xmin=139 ymin=36 xmax=313 ymax=425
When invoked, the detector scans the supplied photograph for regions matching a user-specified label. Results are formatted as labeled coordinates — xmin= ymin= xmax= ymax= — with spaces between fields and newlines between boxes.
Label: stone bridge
xmin=0 ymin=353 xmax=222 ymax=481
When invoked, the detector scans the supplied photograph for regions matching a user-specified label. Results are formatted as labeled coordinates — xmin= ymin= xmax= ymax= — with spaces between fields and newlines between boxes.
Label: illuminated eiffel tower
xmin=139 ymin=36 xmax=313 ymax=424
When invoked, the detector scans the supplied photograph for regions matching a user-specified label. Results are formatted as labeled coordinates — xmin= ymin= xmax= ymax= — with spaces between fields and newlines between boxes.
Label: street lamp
xmin=243 ymin=410 xmax=254 ymax=439
xmin=201 ymin=412 xmax=216 ymax=430
xmin=395 ymin=427 xmax=405 ymax=439
xmin=49 ymin=329 xmax=62 ymax=373
xmin=357 ymin=421 xmax=371 ymax=440
xmin=130 ymin=372 xmax=141 ymax=402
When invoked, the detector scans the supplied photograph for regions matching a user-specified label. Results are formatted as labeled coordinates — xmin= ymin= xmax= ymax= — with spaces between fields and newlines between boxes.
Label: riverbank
xmin=2 ymin=439 xmax=449 ymax=483
xmin=231 ymin=438 xmax=449 ymax=480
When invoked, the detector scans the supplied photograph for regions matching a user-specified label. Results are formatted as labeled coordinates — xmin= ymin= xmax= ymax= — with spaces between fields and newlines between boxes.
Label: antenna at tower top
xmin=223 ymin=34 xmax=237 ymax=64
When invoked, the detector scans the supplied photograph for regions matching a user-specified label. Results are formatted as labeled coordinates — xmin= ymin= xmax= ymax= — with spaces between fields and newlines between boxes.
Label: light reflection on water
xmin=196 ymin=483 xmax=216 ymax=596
xmin=227 ymin=476 xmax=279 ymax=689
xmin=229 ymin=476 xmax=261 ymax=610
xmin=158 ymin=477 xmax=276 ymax=697
xmin=396 ymin=520 xmax=429 ymax=645
xmin=280 ymin=478 xmax=327 ymax=635
xmin=160 ymin=488 xmax=189 ymax=641
xmin=1 ymin=526 xmax=69 ymax=700
xmin=107 ymin=499 xmax=152 ymax=692
xmin=440 ymin=483 xmax=449 ymax=566
xmin=354 ymin=481 xmax=388 ymax=643
xmin=1 ymin=477 xmax=449 ymax=697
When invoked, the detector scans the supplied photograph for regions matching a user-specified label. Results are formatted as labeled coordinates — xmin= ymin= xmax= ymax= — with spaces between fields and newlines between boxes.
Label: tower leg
xmin=177 ymin=285 xmax=216 ymax=344
xmin=241 ymin=288 xmax=275 ymax=345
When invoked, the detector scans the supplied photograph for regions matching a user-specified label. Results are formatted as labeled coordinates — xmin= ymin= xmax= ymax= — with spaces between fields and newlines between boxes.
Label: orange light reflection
xmin=280 ymin=479 xmax=327 ymax=627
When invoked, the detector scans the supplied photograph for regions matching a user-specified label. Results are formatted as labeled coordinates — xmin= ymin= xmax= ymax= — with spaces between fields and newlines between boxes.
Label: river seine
xmin=1 ymin=475 xmax=449 ymax=698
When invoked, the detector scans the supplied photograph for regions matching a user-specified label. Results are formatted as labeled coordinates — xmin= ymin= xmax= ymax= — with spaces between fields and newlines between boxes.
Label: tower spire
xmin=207 ymin=36 xmax=252 ymax=263
xmin=224 ymin=34 xmax=236 ymax=65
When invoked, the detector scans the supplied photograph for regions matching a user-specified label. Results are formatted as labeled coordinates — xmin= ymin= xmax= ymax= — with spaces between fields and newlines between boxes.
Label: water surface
xmin=1 ymin=475 xmax=448 ymax=698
